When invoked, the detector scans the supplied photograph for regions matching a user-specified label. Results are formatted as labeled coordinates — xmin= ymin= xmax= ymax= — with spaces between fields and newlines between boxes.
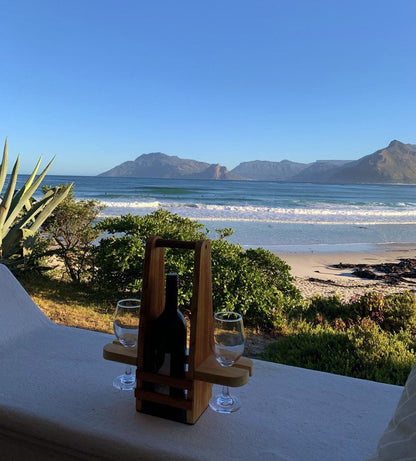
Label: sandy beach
xmin=279 ymin=243 xmax=416 ymax=301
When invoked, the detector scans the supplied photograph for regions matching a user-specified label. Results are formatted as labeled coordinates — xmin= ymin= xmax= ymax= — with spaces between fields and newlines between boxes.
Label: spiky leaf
xmin=8 ymin=157 xmax=42 ymax=213
xmin=3 ymin=156 xmax=55 ymax=233
xmin=0 ymin=138 xmax=8 ymax=196
xmin=0 ymin=156 xmax=19 ymax=238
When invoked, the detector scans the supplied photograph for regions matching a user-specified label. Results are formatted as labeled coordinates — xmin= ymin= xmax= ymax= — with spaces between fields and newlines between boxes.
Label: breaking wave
xmin=99 ymin=200 xmax=416 ymax=225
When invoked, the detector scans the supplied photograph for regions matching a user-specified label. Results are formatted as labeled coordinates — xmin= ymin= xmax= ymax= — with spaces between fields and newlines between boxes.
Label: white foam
xmin=100 ymin=200 xmax=162 ymax=209
xmin=98 ymin=199 xmax=416 ymax=225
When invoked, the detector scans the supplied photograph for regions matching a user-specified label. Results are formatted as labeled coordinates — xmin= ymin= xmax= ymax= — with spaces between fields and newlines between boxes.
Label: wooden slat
xmin=187 ymin=240 xmax=214 ymax=421
xmin=136 ymin=237 xmax=165 ymax=368
xmin=136 ymin=236 xmax=165 ymax=412
xmin=138 ymin=371 xmax=194 ymax=390
xmin=194 ymin=354 xmax=250 ymax=387
xmin=232 ymin=356 xmax=254 ymax=377
xmin=103 ymin=342 xmax=137 ymax=365
xmin=103 ymin=341 xmax=254 ymax=382
xmin=136 ymin=389 xmax=193 ymax=410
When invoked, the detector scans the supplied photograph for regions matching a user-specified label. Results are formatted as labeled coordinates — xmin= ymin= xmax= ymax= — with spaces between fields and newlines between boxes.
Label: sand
xmin=278 ymin=243 xmax=416 ymax=301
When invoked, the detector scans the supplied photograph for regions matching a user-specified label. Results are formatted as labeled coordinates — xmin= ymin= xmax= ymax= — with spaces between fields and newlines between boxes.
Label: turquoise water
xmin=20 ymin=176 xmax=416 ymax=252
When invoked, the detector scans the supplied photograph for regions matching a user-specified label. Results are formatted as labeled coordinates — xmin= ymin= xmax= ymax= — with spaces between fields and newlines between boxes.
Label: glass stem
xmin=121 ymin=365 xmax=135 ymax=384
xmin=220 ymin=385 xmax=233 ymax=405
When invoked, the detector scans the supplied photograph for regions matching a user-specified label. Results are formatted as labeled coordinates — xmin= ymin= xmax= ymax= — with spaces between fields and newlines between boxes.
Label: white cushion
xmin=369 ymin=364 xmax=416 ymax=460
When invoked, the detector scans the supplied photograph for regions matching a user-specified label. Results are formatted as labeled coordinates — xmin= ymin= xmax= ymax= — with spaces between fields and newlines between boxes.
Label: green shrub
xmin=93 ymin=209 xmax=301 ymax=330
xmin=93 ymin=210 xmax=207 ymax=299
xmin=348 ymin=319 xmax=415 ymax=384
xmin=210 ymin=240 xmax=302 ymax=329
xmin=349 ymin=292 xmax=386 ymax=324
xmin=293 ymin=294 xmax=349 ymax=323
xmin=261 ymin=318 xmax=416 ymax=385
xmin=293 ymin=291 xmax=416 ymax=333
xmin=382 ymin=292 xmax=416 ymax=333
xmin=261 ymin=322 xmax=358 ymax=376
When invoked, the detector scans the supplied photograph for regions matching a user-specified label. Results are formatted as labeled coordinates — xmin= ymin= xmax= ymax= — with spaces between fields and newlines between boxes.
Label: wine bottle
xmin=151 ymin=273 xmax=186 ymax=399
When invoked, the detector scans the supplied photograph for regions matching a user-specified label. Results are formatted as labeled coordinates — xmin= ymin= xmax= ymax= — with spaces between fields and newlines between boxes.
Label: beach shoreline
xmin=277 ymin=243 xmax=416 ymax=301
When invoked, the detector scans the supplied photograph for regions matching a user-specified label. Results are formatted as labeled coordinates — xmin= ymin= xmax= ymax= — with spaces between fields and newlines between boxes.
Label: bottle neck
xmin=165 ymin=273 xmax=178 ymax=314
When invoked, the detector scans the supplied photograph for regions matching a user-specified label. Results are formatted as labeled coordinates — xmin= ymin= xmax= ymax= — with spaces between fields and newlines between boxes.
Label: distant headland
xmin=98 ymin=140 xmax=416 ymax=184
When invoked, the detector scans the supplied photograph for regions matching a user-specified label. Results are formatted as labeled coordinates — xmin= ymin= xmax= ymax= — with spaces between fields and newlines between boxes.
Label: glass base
xmin=209 ymin=393 xmax=241 ymax=414
xmin=113 ymin=374 xmax=136 ymax=391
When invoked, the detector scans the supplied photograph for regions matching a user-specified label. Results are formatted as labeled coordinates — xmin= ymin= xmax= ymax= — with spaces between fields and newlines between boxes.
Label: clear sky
xmin=1 ymin=0 xmax=415 ymax=175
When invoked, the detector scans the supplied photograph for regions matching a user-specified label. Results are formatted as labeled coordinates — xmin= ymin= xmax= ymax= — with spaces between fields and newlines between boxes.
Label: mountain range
xmin=99 ymin=140 xmax=416 ymax=184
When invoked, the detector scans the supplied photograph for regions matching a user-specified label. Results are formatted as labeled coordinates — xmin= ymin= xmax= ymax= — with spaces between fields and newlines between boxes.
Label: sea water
xmin=21 ymin=176 xmax=416 ymax=253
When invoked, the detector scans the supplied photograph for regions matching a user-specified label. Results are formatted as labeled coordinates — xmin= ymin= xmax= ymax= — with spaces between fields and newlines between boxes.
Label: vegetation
xmin=93 ymin=209 xmax=301 ymax=330
xmin=0 ymin=139 xmax=72 ymax=266
xmin=5 ymin=185 xmax=415 ymax=386
xmin=19 ymin=270 xmax=114 ymax=333
xmin=39 ymin=186 xmax=104 ymax=283
xmin=262 ymin=293 xmax=416 ymax=385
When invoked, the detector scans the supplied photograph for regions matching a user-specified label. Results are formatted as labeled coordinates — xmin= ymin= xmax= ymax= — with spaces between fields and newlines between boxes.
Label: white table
xmin=0 ymin=264 xmax=401 ymax=460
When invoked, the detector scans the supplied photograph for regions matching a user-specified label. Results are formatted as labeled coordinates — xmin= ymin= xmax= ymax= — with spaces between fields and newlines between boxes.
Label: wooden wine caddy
xmin=103 ymin=236 xmax=253 ymax=424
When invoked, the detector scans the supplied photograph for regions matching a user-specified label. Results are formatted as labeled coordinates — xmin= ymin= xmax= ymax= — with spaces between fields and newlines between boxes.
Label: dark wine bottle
xmin=151 ymin=273 xmax=186 ymax=399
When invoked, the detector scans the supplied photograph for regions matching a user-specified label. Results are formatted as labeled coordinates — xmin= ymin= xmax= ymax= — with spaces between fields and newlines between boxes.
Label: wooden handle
xmin=155 ymin=238 xmax=199 ymax=249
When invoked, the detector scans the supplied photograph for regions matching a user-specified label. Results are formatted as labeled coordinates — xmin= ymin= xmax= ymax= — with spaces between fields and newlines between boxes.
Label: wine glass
xmin=209 ymin=311 xmax=246 ymax=414
xmin=113 ymin=298 xmax=140 ymax=390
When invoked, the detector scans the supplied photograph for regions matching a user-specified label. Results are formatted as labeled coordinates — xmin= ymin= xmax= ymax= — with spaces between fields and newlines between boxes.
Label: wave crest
xmin=99 ymin=199 xmax=416 ymax=224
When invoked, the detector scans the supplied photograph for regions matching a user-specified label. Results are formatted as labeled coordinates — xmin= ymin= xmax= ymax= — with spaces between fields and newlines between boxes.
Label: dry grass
xmin=18 ymin=272 xmax=115 ymax=334
xmin=32 ymin=295 xmax=114 ymax=333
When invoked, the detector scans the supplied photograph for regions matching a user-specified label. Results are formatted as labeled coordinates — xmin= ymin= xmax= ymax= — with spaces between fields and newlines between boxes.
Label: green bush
xmin=292 ymin=294 xmax=349 ymax=323
xmin=210 ymin=240 xmax=302 ymax=329
xmin=382 ymin=292 xmax=416 ymax=334
xmin=93 ymin=209 xmax=301 ymax=330
xmin=349 ymin=319 xmax=415 ymax=384
xmin=349 ymin=292 xmax=386 ymax=324
xmin=294 ymin=291 xmax=416 ymax=333
xmin=261 ymin=317 xmax=416 ymax=385
xmin=261 ymin=323 xmax=357 ymax=377
xmin=93 ymin=210 xmax=207 ymax=298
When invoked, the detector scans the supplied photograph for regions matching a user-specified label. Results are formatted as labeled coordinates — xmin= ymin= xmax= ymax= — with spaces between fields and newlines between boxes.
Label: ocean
xmin=23 ymin=176 xmax=416 ymax=253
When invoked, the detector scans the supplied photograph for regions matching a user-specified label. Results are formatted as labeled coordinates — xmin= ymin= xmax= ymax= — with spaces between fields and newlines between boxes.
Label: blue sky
xmin=1 ymin=0 xmax=415 ymax=175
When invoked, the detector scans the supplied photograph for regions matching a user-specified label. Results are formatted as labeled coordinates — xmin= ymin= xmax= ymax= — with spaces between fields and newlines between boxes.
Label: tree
xmin=41 ymin=186 xmax=104 ymax=283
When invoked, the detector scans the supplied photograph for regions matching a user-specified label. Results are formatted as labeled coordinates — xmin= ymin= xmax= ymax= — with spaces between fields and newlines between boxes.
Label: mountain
xmin=186 ymin=164 xmax=241 ymax=180
xmin=290 ymin=160 xmax=352 ymax=182
xmin=319 ymin=140 xmax=416 ymax=184
xmin=230 ymin=159 xmax=308 ymax=181
xmin=100 ymin=152 xmax=208 ymax=178
xmin=98 ymin=140 xmax=416 ymax=183
xmin=99 ymin=152 xmax=241 ymax=180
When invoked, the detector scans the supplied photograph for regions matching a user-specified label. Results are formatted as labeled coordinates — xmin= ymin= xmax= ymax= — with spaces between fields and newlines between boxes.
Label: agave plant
xmin=0 ymin=138 xmax=72 ymax=262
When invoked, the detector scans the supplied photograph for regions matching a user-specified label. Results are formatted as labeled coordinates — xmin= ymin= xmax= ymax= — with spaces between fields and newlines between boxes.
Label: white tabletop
xmin=0 ymin=264 xmax=402 ymax=460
